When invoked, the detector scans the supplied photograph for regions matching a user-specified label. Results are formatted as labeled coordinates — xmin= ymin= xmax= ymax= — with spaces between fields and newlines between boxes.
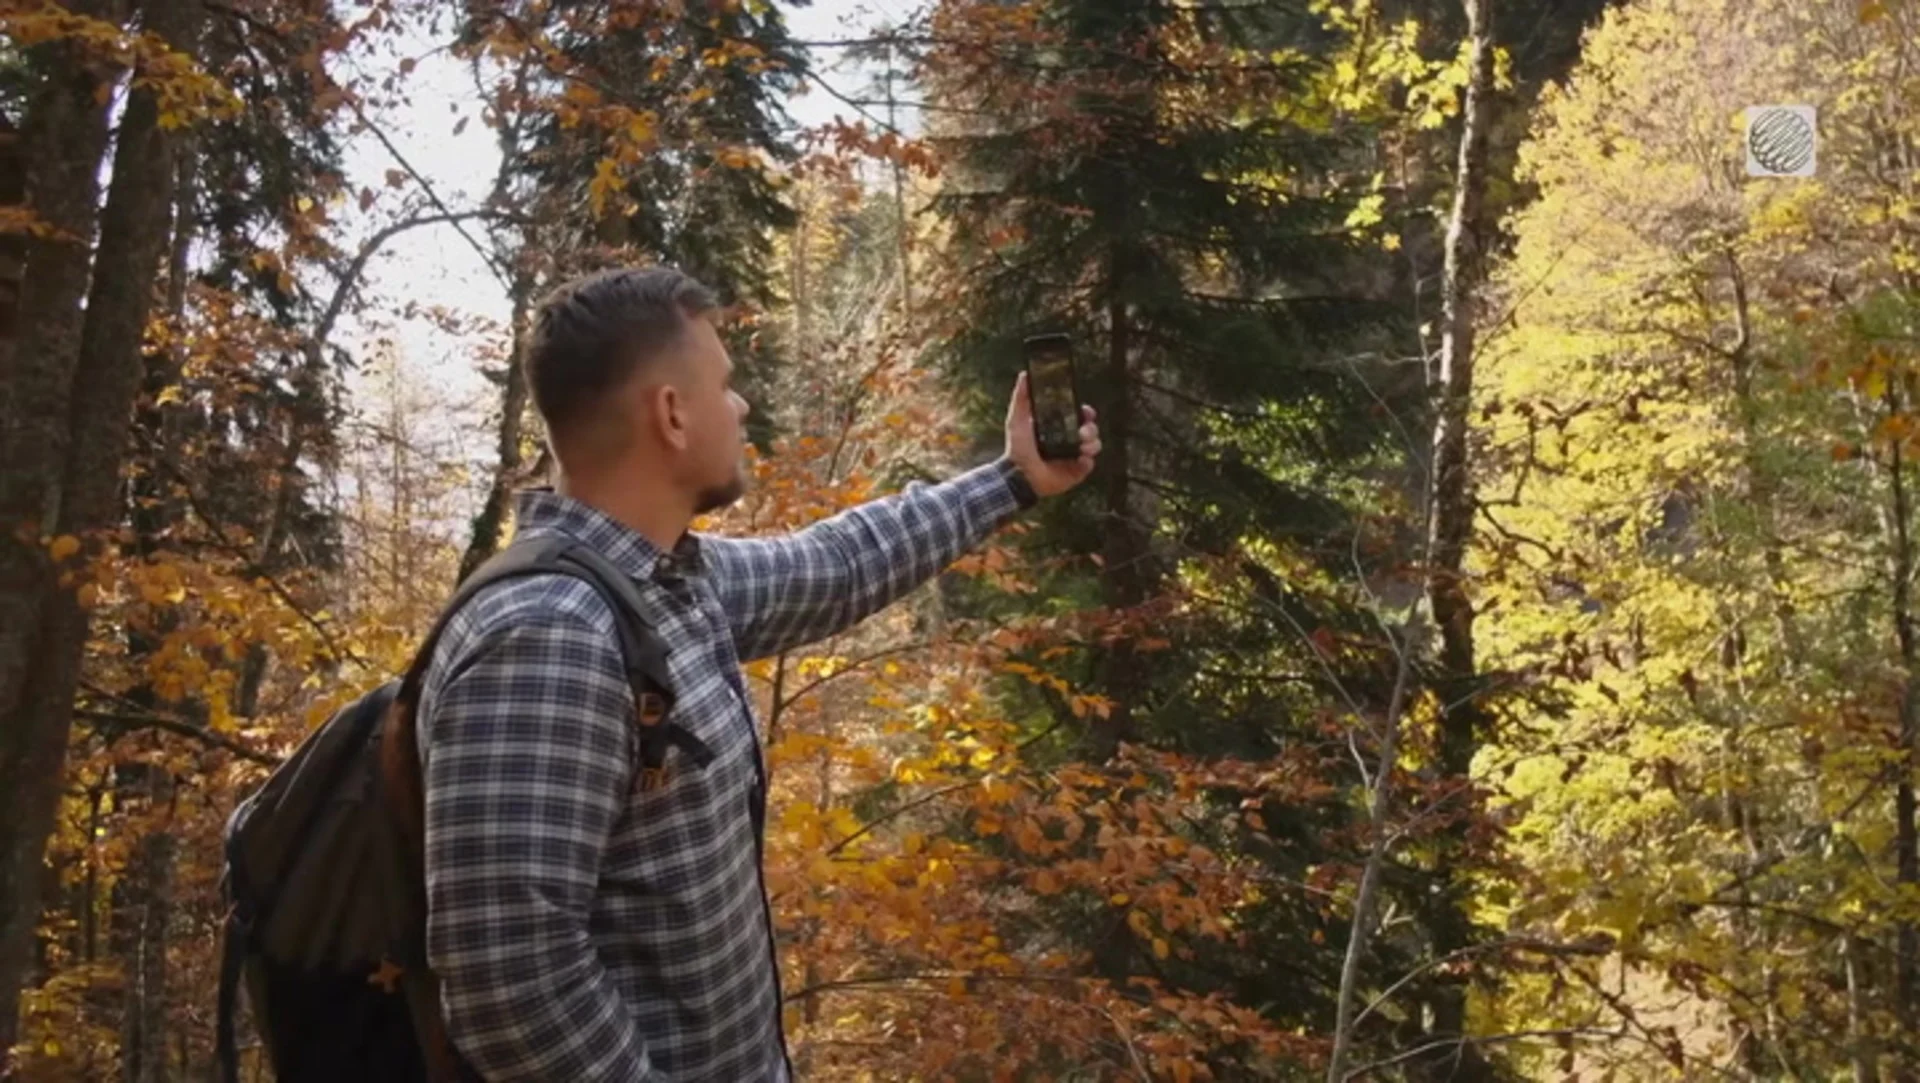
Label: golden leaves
xmin=588 ymin=156 xmax=624 ymax=218
xmin=3 ymin=6 xmax=240 ymax=126
xmin=0 ymin=206 xmax=80 ymax=244
xmin=47 ymin=535 xmax=82 ymax=563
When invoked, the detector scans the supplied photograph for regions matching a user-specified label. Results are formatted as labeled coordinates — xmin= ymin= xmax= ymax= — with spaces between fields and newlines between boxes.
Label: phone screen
xmin=1025 ymin=336 xmax=1081 ymax=460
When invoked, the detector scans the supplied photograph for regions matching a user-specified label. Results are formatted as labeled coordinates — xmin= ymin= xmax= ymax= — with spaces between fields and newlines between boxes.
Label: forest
xmin=2 ymin=0 xmax=1919 ymax=1078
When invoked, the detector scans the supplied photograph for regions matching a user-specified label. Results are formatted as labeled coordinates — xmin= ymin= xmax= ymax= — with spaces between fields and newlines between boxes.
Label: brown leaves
xmin=799 ymin=120 xmax=942 ymax=182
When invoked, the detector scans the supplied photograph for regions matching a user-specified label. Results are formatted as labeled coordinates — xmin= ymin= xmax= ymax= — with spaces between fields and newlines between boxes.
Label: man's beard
xmin=693 ymin=470 xmax=747 ymax=515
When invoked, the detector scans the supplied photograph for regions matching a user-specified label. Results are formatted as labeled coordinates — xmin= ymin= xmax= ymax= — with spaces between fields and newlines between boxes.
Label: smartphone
xmin=1023 ymin=333 xmax=1083 ymax=462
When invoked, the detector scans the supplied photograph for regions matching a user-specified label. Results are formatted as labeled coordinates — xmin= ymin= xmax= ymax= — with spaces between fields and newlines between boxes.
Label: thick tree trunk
xmin=1417 ymin=0 xmax=1497 ymax=1077
xmin=1083 ymin=250 xmax=1151 ymax=990
xmin=0 ymin=0 xmax=195 ymax=1058
xmin=0 ymin=7 xmax=121 ymax=1057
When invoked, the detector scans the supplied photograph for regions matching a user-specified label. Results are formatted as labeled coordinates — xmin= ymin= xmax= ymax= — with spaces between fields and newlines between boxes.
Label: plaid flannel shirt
xmin=415 ymin=457 xmax=1034 ymax=1082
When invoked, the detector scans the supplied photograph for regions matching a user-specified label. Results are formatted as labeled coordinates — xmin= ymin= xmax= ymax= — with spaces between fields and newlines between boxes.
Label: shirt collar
xmin=512 ymin=488 xmax=705 ymax=582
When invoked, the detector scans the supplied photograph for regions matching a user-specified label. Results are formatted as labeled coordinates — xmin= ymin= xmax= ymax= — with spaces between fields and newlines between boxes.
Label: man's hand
xmin=1006 ymin=371 xmax=1101 ymax=498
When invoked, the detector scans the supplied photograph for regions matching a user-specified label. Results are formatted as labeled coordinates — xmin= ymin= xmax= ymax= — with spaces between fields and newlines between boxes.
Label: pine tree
xmin=923 ymin=0 xmax=1466 ymax=1067
xmin=471 ymin=0 xmax=807 ymax=451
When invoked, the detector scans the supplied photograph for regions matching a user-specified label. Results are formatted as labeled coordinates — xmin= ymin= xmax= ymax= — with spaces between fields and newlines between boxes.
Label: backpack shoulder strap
xmin=382 ymin=536 xmax=675 ymax=835
xmin=548 ymin=542 xmax=675 ymax=716
xmin=371 ymin=535 xmax=675 ymax=1083
xmin=396 ymin=535 xmax=672 ymax=717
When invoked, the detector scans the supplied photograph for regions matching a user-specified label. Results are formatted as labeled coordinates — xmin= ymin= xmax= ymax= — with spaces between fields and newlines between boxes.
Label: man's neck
xmin=555 ymin=469 xmax=693 ymax=555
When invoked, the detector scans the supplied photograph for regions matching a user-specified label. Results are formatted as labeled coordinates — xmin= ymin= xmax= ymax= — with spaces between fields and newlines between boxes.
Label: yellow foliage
xmin=1476 ymin=0 xmax=1920 ymax=1068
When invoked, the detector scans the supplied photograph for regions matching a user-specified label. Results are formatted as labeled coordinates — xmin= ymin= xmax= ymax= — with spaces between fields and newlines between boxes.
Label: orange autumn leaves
xmin=691 ymin=355 xmax=1315 ymax=1078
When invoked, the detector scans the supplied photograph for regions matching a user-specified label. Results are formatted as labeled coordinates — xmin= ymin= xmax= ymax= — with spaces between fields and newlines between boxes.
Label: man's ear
xmin=647 ymin=381 xmax=691 ymax=451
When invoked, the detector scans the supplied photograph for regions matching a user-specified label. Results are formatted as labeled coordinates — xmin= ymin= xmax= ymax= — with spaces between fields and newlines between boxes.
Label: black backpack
xmin=215 ymin=535 xmax=699 ymax=1082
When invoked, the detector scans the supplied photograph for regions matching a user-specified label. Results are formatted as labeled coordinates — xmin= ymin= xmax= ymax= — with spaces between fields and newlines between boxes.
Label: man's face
xmin=667 ymin=315 xmax=752 ymax=514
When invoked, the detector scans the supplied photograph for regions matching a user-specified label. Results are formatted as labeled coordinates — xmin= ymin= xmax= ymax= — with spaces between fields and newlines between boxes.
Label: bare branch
xmin=784 ymin=970 xmax=1092 ymax=1003
xmin=1342 ymin=1028 xmax=1624 ymax=1080
xmin=769 ymin=642 xmax=934 ymax=714
xmin=1351 ymin=936 xmax=1610 ymax=1032
xmin=338 ymin=98 xmax=513 ymax=291
xmin=314 ymin=209 xmax=522 ymax=355
xmin=157 ymin=455 xmax=373 ymax=670
xmin=74 ymin=707 xmax=281 ymax=766
xmin=823 ymin=779 xmax=975 ymax=858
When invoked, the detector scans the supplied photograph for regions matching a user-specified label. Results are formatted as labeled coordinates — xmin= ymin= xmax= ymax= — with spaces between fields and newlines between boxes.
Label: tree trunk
xmin=1417 ymin=0 xmax=1497 ymax=1077
xmin=234 ymin=334 xmax=329 ymax=719
xmin=458 ymin=274 xmax=536 ymax=584
xmin=1722 ymin=268 xmax=1800 ymax=1074
xmin=1723 ymin=253 xmax=1805 ymax=660
xmin=1849 ymin=934 xmax=1882 ymax=1083
xmin=0 ymin=117 xmax=24 ymax=344
xmin=1885 ymin=376 xmax=1920 ymax=1077
xmin=0 ymin=0 xmax=197 ymax=1058
xmin=117 ymin=765 xmax=176 ymax=1083
xmin=1083 ymin=250 xmax=1151 ymax=990
xmin=112 ymin=130 xmax=202 ymax=1082
xmin=83 ymin=784 xmax=104 ymax=967
xmin=0 ymin=4 xmax=123 ymax=1056
xmin=1095 ymin=252 xmax=1147 ymax=763
xmin=1326 ymin=631 xmax=1418 ymax=1083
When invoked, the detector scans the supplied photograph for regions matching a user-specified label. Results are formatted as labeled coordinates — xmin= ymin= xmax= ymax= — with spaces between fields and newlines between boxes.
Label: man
xmin=415 ymin=265 xmax=1100 ymax=1081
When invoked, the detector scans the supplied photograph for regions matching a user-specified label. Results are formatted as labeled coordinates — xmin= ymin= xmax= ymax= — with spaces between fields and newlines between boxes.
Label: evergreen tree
xmin=474 ymin=0 xmax=808 ymax=446
xmin=925 ymin=0 xmax=1458 ymax=1070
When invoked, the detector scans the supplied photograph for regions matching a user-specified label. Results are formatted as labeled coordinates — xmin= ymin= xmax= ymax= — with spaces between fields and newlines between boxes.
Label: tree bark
xmin=1095 ymin=251 xmax=1147 ymax=763
xmin=1326 ymin=631 xmax=1418 ymax=1083
xmin=1885 ymin=376 xmax=1920 ymax=1077
xmin=1720 ymin=250 xmax=1801 ymax=1076
xmin=1417 ymin=0 xmax=1497 ymax=1077
xmin=0 ymin=0 xmax=196 ymax=1058
xmin=0 ymin=4 xmax=122 ymax=1057
xmin=0 ymin=117 xmax=24 ymax=344
xmin=1723 ymin=253 xmax=1805 ymax=661
xmin=1849 ymin=934 xmax=1882 ymax=1083
xmin=458 ymin=274 xmax=536 ymax=584
xmin=113 ymin=128 xmax=202 ymax=1083
xmin=116 ymin=764 xmax=176 ymax=1083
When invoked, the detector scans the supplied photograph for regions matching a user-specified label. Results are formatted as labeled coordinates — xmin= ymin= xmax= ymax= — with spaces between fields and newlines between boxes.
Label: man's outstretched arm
xmin=707 ymin=375 xmax=1099 ymax=662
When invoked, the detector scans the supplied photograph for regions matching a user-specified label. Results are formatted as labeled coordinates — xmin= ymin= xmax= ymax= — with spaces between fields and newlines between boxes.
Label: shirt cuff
xmin=995 ymin=458 xmax=1041 ymax=510
xmin=946 ymin=458 xmax=1036 ymax=534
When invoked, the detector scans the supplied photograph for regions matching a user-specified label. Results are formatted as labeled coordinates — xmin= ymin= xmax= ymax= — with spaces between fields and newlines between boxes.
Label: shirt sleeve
xmin=418 ymin=609 xmax=650 ymax=1081
xmin=704 ymin=457 xmax=1034 ymax=662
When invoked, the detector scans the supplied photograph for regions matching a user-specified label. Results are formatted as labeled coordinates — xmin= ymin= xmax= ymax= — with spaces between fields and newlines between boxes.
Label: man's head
xmin=524 ymin=266 xmax=751 ymax=515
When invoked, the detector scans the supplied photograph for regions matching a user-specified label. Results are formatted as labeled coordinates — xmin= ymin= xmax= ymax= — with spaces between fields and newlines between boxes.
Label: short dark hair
xmin=522 ymin=265 xmax=720 ymax=441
